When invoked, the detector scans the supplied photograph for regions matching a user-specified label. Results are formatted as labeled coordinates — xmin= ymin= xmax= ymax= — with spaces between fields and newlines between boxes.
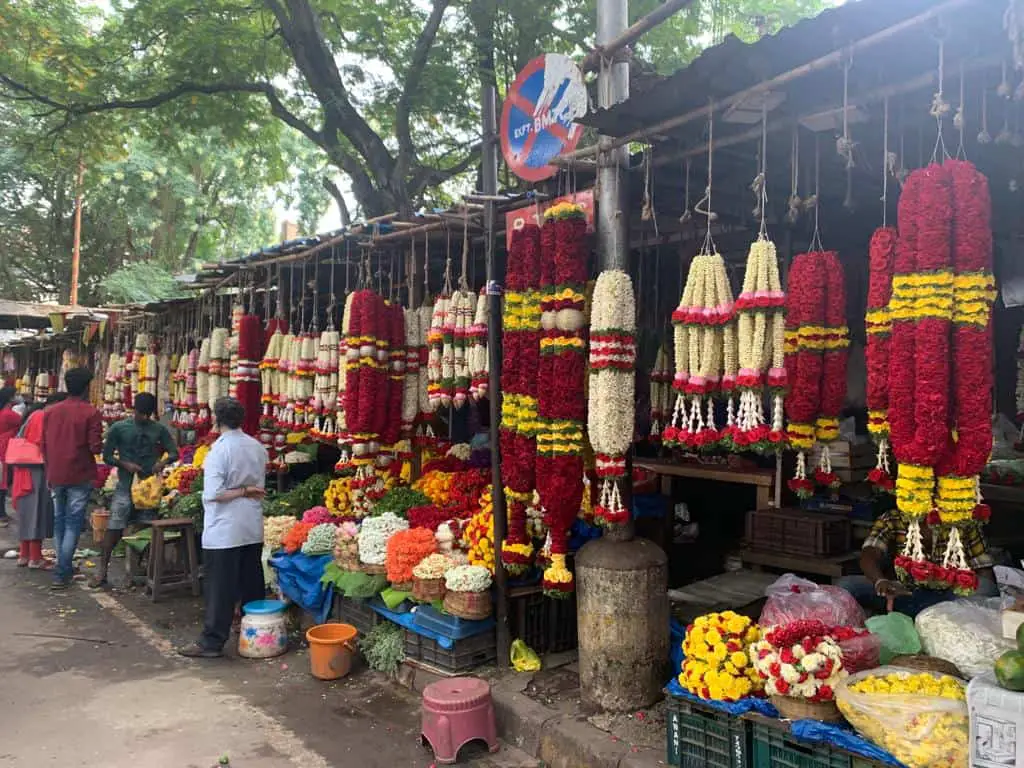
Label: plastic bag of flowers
xmin=834 ymin=666 xmax=968 ymax=768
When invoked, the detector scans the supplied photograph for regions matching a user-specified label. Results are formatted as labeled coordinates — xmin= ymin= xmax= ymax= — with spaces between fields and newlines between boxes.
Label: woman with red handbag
xmin=10 ymin=394 xmax=66 ymax=567
xmin=0 ymin=386 xmax=22 ymax=528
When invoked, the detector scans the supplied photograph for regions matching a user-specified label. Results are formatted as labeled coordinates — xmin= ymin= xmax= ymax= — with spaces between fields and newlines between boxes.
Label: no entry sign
xmin=500 ymin=54 xmax=587 ymax=183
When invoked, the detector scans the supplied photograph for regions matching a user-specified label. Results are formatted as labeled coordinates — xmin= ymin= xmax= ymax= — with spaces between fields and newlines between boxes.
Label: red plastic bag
xmin=835 ymin=630 xmax=881 ymax=673
xmin=759 ymin=574 xmax=866 ymax=629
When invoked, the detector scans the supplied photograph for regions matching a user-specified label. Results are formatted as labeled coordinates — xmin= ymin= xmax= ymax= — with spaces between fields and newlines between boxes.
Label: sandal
xmin=28 ymin=559 xmax=54 ymax=570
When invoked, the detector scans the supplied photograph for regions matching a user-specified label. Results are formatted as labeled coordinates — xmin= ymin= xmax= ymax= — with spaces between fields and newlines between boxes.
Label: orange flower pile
xmin=282 ymin=521 xmax=315 ymax=554
xmin=385 ymin=528 xmax=438 ymax=583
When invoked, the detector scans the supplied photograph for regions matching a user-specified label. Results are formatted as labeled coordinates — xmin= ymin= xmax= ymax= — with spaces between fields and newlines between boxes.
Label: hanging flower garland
xmin=311 ymin=324 xmax=340 ymax=441
xmin=664 ymin=253 xmax=737 ymax=451
xmin=1016 ymin=328 xmax=1024 ymax=425
xmin=427 ymin=293 xmax=448 ymax=408
xmin=343 ymin=290 xmax=388 ymax=463
xmin=469 ymin=289 xmax=490 ymax=400
xmin=451 ymin=289 xmax=474 ymax=408
xmin=732 ymin=237 xmax=787 ymax=452
xmin=889 ymin=164 xmax=954 ymax=585
xmin=333 ymin=295 xmax=353 ymax=468
xmin=536 ymin=203 xmax=588 ymax=597
xmin=195 ymin=335 xmax=212 ymax=433
xmin=866 ymin=226 xmax=898 ymax=491
xmin=235 ymin=313 xmax=263 ymax=437
xmin=815 ymin=251 xmax=850 ymax=489
xmin=500 ymin=223 xmax=542 ymax=574
xmin=402 ymin=307 xmax=421 ymax=438
xmin=381 ymin=302 xmax=406 ymax=448
xmin=649 ymin=345 xmax=672 ymax=442
xmin=931 ymin=159 xmax=995 ymax=594
xmin=588 ymin=269 xmax=636 ymax=526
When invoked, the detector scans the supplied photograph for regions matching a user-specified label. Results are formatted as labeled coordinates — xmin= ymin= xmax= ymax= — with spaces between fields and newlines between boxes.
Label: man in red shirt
xmin=42 ymin=368 xmax=103 ymax=589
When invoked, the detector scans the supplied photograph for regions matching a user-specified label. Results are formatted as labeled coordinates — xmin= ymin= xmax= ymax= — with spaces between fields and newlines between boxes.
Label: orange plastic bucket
xmin=91 ymin=510 xmax=110 ymax=544
xmin=305 ymin=623 xmax=358 ymax=680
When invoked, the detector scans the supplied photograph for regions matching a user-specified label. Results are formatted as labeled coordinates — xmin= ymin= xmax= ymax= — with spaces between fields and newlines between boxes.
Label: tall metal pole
xmin=482 ymin=79 xmax=510 ymax=667
xmin=69 ymin=159 xmax=84 ymax=306
xmin=596 ymin=0 xmax=630 ymax=272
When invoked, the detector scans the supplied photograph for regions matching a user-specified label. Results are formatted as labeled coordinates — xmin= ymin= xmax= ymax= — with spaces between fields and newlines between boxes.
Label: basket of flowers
xmin=333 ymin=522 xmax=361 ymax=571
xmin=443 ymin=565 xmax=492 ymax=619
xmin=412 ymin=554 xmax=452 ymax=601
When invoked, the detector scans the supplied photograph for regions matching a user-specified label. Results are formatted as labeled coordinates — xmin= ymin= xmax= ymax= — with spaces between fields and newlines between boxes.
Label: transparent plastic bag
xmin=915 ymin=598 xmax=1014 ymax=679
xmin=131 ymin=474 xmax=162 ymax=510
xmin=759 ymin=574 xmax=866 ymax=629
xmin=835 ymin=666 xmax=968 ymax=768
xmin=865 ymin=612 xmax=921 ymax=664
xmin=836 ymin=632 xmax=881 ymax=673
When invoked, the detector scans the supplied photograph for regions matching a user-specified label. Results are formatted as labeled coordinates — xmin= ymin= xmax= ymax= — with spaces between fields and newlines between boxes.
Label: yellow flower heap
xmin=680 ymin=611 xmax=762 ymax=702
xmin=838 ymin=670 xmax=966 ymax=768
xmin=462 ymin=486 xmax=496 ymax=572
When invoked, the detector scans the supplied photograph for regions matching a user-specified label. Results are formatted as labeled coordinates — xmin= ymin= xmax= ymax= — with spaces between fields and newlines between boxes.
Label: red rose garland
xmin=235 ymin=313 xmax=263 ymax=437
xmin=500 ymin=224 xmax=542 ymax=573
xmin=815 ymin=251 xmax=850 ymax=489
xmin=381 ymin=302 xmax=406 ymax=448
xmin=344 ymin=290 xmax=388 ymax=463
xmin=866 ymin=227 xmax=897 ymax=491
xmin=536 ymin=205 xmax=588 ymax=597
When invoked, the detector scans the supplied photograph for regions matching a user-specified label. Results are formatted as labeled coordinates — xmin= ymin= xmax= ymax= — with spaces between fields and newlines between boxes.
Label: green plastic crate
xmin=752 ymin=721 xmax=854 ymax=768
xmin=665 ymin=695 xmax=750 ymax=768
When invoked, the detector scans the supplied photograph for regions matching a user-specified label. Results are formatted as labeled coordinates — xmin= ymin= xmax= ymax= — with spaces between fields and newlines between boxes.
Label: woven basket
xmin=890 ymin=654 xmax=963 ymax=678
xmin=391 ymin=580 xmax=414 ymax=592
xmin=335 ymin=551 xmax=360 ymax=572
xmin=360 ymin=562 xmax=387 ymax=576
xmin=412 ymin=577 xmax=446 ymax=602
xmin=444 ymin=589 xmax=492 ymax=620
xmin=771 ymin=696 xmax=844 ymax=723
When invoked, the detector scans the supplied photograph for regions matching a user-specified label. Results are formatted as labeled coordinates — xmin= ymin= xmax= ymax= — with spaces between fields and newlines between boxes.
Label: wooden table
xmin=634 ymin=459 xmax=776 ymax=511
xmin=734 ymin=547 xmax=861 ymax=583
xmin=668 ymin=569 xmax=778 ymax=622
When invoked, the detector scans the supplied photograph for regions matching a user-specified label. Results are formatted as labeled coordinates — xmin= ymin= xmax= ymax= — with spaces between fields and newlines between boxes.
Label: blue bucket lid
xmin=243 ymin=599 xmax=286 ymax=616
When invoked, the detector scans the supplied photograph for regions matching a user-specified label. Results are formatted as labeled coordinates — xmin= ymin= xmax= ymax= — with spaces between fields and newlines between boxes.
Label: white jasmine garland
xmin=402 ymin=308 xmax=420 ymax=434
xmin=445 ymin=564 xmax=492 ymax=592
xmin=469 ymin=289 xmax=489 ymax=400
xmin=358 ymin=512 xmax=409 ymax=565
xmin=412 ymin=553 xmax=453 ymax=580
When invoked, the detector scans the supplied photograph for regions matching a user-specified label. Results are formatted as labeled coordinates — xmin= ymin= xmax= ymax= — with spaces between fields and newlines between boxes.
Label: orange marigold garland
xmin=537 ymin=203 xmax=588 ymax=597
xmin=866 ymin=227 xmax=898 ymax=491
xmin=500 ymin=224 xmax=541 ymax=574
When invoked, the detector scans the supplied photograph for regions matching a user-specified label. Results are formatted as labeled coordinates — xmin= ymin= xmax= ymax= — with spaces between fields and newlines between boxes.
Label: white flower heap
xmin=445 ymin=564 xmax=492 ymax=593
xmin=732 ymin=237 xmax=787 ymax=452
xmin=357 ymin=512 xmax=409 ymax=565
xmin=588 ymin=270 xmax=637 ymax=526
xmin=665 ymin=253 xmax=737 ymax=450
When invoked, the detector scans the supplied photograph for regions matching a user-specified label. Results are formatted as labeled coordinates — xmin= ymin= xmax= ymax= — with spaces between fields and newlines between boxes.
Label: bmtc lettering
xmin=512 ymin=110 xmax=562 ymax=140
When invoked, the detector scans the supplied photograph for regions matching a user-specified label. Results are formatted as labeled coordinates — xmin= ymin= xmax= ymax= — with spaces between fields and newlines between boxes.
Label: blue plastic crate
xmin=412 ymin=604 xmax=496 ymax=640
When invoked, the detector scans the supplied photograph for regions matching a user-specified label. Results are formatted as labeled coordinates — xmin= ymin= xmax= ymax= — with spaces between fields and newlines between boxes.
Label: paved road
xmin=0 ymin=529 xmax=524 ymax=768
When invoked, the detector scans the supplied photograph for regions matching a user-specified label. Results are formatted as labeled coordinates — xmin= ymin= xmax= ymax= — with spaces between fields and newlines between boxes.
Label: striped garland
xmin=343 ymin=290 xmax=389 ymax=463
xmin=536 ymin=203 xmax=588 ymax=597
xmin=427 ymin=294 xmax=449 ymax=408
xmin=469 ymin=289 xmax=490 ymax=400
xmin=333 ymin=294 xmax=353 ymax=469
xmin=649 ymin=345 xmax=673 ymax=442
xmin=866 ymin=226 xmax=897 ymax=491
xmin=500 ymin=223 xmax=542 ymax=574
xmin=588 ymin=269 xmax=636 ymax=527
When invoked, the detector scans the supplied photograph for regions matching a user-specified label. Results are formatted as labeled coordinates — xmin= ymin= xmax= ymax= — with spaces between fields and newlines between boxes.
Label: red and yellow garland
xmin=784 ymin=252 xmax=849 ymax=497
xmin=536 ymin=203 xmax=588 ymax=597
xmin=343 ymin=290 xmax=388 ymax=463
xmin=866 ymin=227 xmax=897 ymax=491
xmin=500 ymin=224 xmax=542 ymax=574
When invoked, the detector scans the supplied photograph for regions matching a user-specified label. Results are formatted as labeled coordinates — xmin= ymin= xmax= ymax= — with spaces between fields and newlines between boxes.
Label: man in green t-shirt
xmin=92 ymin=392 xmax=178 ymax=589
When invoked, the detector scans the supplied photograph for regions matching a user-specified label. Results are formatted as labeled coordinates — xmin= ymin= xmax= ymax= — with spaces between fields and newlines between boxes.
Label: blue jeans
xmin=51 ymin=484 xmax=91 ymax=584
xmin=837 ymin=573 xmax=999 ymax=618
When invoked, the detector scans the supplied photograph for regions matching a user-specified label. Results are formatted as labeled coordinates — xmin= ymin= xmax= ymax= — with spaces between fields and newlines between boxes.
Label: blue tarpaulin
xmin=665 ymin=679 xmax=780 ymax=717
xmin=790 ymin=720 xmax=905 ymax=767
xmin=269 ymin=552 xmax=334 ymax=623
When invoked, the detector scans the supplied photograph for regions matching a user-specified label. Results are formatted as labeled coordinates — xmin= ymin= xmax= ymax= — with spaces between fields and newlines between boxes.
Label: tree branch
xmin=395 ymin=0 xmax=451 ymax=178
xmin=321 ymin=177 xmax=351 ymax=227
xmin=409 ymin=142 xmax=482 ymax=197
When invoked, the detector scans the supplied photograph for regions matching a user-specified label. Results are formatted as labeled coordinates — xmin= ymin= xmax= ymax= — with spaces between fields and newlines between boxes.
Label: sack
xmin=759 ymin=574 xmax=866 ymax=629
xmin=915 ymin=598 xmax=1014 ymax=679
xmin=865 ymin=612 xmax=922 ymax=664
xmin=131 ymin=474 xmax=163 ymax=510
xmin=4 ymin=436 xmax=42 ymax=466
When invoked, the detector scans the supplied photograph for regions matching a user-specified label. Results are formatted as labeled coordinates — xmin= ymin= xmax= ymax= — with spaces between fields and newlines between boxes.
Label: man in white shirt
xmin=179 ymin=397 xmax=268 ymax=658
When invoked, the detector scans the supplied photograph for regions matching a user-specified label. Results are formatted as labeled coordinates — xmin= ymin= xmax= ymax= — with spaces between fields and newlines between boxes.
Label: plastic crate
xmin=665 ymin=695 xmax=750 ymax=768
xmin=509 ymin=587 xmax=578 ymax=654
xmin=412 ymin=605 xmax=495 ymax=640
xmin=745 ymin=508 xmax=850 ymax=557
xmin=751 ymin=721 xmax=853 ymax=768
xmin=332 ymin=595 xmax=380 ymax=636
xmin=403 ymin=628 xmax=496 ymax=674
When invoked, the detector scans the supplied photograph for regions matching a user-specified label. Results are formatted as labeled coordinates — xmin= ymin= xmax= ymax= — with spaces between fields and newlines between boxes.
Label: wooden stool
xmin=146 ymin=518 xmax=200 ymax=602
xmin=421 ymin=677 xmax=498 ymax=764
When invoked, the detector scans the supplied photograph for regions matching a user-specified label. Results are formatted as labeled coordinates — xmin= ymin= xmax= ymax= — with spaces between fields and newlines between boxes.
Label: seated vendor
xmin=837 ymin=509 xmax=998 ymax=618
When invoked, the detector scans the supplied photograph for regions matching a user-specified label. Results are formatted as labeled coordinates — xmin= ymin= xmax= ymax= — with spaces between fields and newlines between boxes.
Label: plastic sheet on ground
xmin=269 ymin=551 xmax=334 ymax=623
xmin=664 ymin=678 xmax=779 ymax=717
xmin=790 ymin=719 xmax=906 ymax=767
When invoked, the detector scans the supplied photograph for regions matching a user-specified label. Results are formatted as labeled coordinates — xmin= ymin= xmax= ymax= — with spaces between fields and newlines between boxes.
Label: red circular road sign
xmin=500 ymin=54 xmax=586 ymax=183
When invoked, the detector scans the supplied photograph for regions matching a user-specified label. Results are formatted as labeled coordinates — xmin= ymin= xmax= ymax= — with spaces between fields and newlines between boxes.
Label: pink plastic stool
xmin=421 ymin=677 xmax=499 ymax=764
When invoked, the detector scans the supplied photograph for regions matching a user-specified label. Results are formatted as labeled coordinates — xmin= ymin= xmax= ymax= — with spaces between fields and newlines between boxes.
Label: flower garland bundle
xmin=343 ymin=290 xmax=388 ymax=462
xmin=103 ymin=353 xmax=124 ymax=424
xmin=931 ymin=160 xmax=996 ymax=593
xmin=413 ymin=553 xmax=452 ymax=580
xmin=334 ymin=295 xmax=352 ymax=466
xmin=302 ymin=523 xmax=339 ymax=556
xmin=451 ymin=289 xmax=474 ymax=408
xmin=235 ymin=313 xmax=263 ymax=436
xmin=208 ymin=327 xmax=230 ymax=405
xmin=732 ymin=238 xmax=787 ymax=452
xmin=866 ymin=226 xmax=898 ymax=491
xmin=664 ymin=252 xmax=736 ymax=451
xmin=357 ymin=512 xmax=409 ymax=565
xmin=170 ymin=352 xmax=188 ymax=427
xmin=462 ymin=486 xmax=496 ymax=571
xmin=416 ymin=304 xmax=433 ymax=420
xmin=195 ymin=336 xmax=212 ymax=432
xmin=445 ymin=564 xmax=492 ymax=592
xmin=783 ymin=252 xmax=849 ymax=497
xmin=185 ymin=347 xmax=198 ymax=426
xmin=588 ymin=269 xmax=636 ymax=526
xmin=294 ymin=330 xmax=317 ymax=430
xmin=227 ymin=305 xmax=242 ymax=399
xmin=260 ymin=318 xmax=285 ymax=428
xmin=427 ymin=294 xmax=450 ymax=408
xmin=536 ymin=203 xmax=588 ymax=597
xmin=750 ymin=621 xmax=847 ymax=702
xmin=500 ymin=224 xmax=542 ymax=574
xmin=1017 ymin=328 xmax=1024 ymax=424
xmin=468 ymin=289 xmax=489 ymax=400
xmin=273 ymin=330 xmax=293 ymax=431
xmin=282 ymin=521 xmax=316 ymax=554
xmin=402 ymin=308 xmax=421 ymax=438
xmin=385 ymin=527 xmax=438 ymax=583
xmin=680 ymin=611 xmax=763 ymax=702
xmin=381 ymin=303 xmax=406 ymax=447
xmin=889 ymin=166 xmax=955 ymax=584
xmin=648 ymin=345 xmax=672 ymax=441
xmin=311 ymin=326 xmax=340 ymax=440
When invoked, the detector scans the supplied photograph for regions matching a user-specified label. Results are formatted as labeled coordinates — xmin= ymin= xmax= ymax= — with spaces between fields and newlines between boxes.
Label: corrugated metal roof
xmin=583 ymin=0 xmax=1004 ymax=143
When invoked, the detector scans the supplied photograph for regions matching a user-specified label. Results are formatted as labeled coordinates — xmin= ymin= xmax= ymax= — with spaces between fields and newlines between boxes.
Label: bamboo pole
xmin=564 ymin=0 xmax=978 ymax=161
xmin=581 ymin=0 xmax=698 ymax=73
